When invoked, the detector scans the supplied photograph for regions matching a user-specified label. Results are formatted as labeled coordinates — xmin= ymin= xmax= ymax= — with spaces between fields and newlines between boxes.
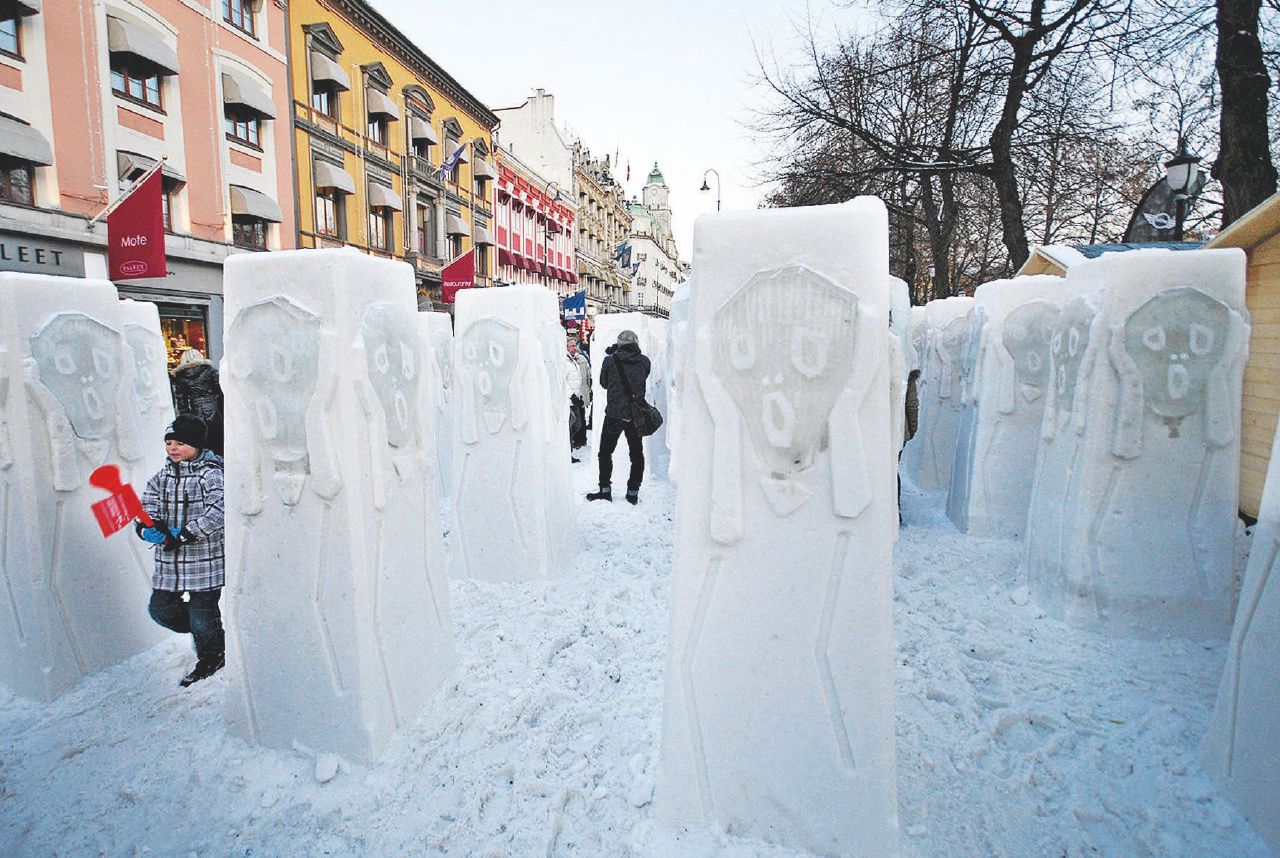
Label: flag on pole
xmin=439 ymin=142 xmax=468 ymax=180
xmin=563 ymin=289 xmax=587 ymax=320
xmin=441 ymin=249 xmax=475 ymax=303
xmin=108 ymin=169 xmax=166 ymax=281
xmin=613 ymin=242 xmax=631 ymax=269
xmin=626 ymin=161 xmax=630 ymax=182
xmin=630 ymin=261 xmax=640 ymax=278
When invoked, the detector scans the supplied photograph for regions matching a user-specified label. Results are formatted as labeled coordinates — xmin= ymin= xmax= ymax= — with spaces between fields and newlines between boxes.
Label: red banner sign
xmin=88 ymin=464 xmax=152 ymax=537
xmin=442 ymin=249 xmax=475 ymax=303
xmin=108 ymin=169 xmax=167 ymax=281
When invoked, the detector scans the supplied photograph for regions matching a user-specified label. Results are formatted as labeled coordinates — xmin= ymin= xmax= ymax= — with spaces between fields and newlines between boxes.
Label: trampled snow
xmin=0 ymin=464 xmax=1270 ymax=856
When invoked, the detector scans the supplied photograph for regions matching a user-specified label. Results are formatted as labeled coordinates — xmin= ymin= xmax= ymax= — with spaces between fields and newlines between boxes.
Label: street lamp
xmin=699 ymin=168 xmax=721 ymax=211
xmin=1164 ymin=138 xmax=1202 ymax=242
xmin=543 ymin=179 xmax=561 ymax=288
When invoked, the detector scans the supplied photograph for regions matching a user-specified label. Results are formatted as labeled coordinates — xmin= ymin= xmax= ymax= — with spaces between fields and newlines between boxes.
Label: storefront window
xmin=159 ymin=310 xmax=208 ymax=369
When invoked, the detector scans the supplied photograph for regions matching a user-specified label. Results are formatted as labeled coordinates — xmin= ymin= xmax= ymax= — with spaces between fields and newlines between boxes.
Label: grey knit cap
xmin=617 ymin=329 xmax=638 ymax=345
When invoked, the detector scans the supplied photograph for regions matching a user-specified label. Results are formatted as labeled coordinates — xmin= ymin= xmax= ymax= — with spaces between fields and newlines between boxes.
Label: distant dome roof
xmin=646 ymin=162 xmax=664 ymax=185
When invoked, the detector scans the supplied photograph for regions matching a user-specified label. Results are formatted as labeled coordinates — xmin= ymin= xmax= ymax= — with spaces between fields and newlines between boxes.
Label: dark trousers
xmin=598 ymin=416 xmax=645 ymax=493
xmin=149 ymin=588 xmax=225 ymax=661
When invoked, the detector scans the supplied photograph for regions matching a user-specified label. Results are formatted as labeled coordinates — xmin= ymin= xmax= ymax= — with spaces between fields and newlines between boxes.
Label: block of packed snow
xmin=1024 ymin=248 xmax=1248 ymax=639
xmin=0 ymin=273 xmax=165 ymax=702
xmin=666 ymin=279 xmax=694 ymax=484
xmin=221 ymin=249 xmax=454 ymax=763
xmin=1201 ymin=404 xmax=1280 ymax=853
xmin=419 ymin=311 xmax=453 ymax=501
xmin=590 ymin=312 xmax=670 ymax=483
xmin=901 ymin=296 xmax=973 ymax=490
xmin=909 ymin=305 xmax=927 ymax=372
xmin=450 ymin=284 xmax=576 ymax=580
xmin=946 ymin=277 xmax=1063 ymax=536
xmin=658 ymin=200 xmax=898 ymax=856
xmin=889 ymin=278 xmax=914 ymax=453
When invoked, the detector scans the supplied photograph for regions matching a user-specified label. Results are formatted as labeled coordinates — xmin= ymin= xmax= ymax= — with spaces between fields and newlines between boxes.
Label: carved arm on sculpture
xmin=694 ymin=322 xmax=745 ymax=545
xmin=1108 ymin=321 xmax=1145 ymax=460
xmin=307 ymin=331 xmax=343 ymax=502
xmin=0 ymin=354 xmax=12 ymax=470
xmin=828 ymin=306 xmax=882 ymax=519
xmin=993 ymin=333 xmax=1018 ymax=416
xmin=1206 ymin=309 xmax=1248 ymax=449
xmin=22 ymin=358 xmax=79 ymax=490
xmin=222 ymin=356 xmax=264 ymax=516
xmin=936 ymin=336 xmax=956 ymax=400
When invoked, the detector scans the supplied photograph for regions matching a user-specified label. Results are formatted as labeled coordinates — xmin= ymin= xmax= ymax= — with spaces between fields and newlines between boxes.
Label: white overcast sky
xmin=371 ymin=0 xmax=825 ymax=259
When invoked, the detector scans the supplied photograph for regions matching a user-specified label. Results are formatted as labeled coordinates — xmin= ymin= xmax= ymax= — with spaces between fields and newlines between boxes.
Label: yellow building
xmin=1206 ymin=192 xmax=1280 ymax=519
xmin=287 ymin=0 xmax=498 ymax=306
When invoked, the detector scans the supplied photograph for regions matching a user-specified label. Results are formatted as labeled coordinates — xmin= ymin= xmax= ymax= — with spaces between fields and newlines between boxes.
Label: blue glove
xmin=162 ymin=527 xmax=195 ymax=552
xmin=136 ymin=519 xmax=169 ymax=544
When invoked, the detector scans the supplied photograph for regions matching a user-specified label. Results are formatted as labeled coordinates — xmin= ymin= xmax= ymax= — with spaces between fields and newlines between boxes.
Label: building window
xmin=232 ymin=216 xmax=268 ymax=250
xmin=368 ymin=208 xmax=391 ymax=251
xmin=476 ymin=248 xmax=488 ymax=277
xmin=224 ymin=109 xmax=260 ymax=147
xmin=0 ymin=157 xmax=33 ymax=205
xmin=415 ymin=201 xmax=436 ymax=256
xmin=222 ymin=0 xmax=256 ymax=37
xmin=412 ymin=138 xmax=431 ymax=160
xmin=315 ymin=190 xmax=343 ymax=238
xmin=311 ymin=86 xmax=337 ymax=120
xmin=0 ymin=16 xmax=19 ymax=57
xmin=448 ymin=234 xmax=462 ymax=260
xmin=367 ymin=117 xmax=387 ymax=145
xmin=111 ymin=62 xmax=163 ymax=110
xmin=161 ymin=187 xmax=172 ymax=230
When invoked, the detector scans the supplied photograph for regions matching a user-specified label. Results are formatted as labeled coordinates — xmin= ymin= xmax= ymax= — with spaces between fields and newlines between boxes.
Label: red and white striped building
xmin=494 ymin=147 xmax=577 ymax=296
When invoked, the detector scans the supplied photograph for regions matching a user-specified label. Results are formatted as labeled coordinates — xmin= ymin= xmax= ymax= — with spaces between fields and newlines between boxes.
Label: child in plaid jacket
xmin=137 ymin=415 xmax=225 ymax=687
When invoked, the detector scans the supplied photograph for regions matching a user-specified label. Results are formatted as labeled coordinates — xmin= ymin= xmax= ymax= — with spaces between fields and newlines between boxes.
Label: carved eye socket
xmin=1027 ymin=352 xmax=1041 ymax=373
xmin=374 ymin=343 xmax=390 ymax=375
xmin=92 ymin=349 xmax=114 ymax=377
xmin=54 ymin=351 xmax=77 ymax=375
xmin=1189 ymin=323 xmax=1214 ymax=356
xmin=488 ymin=341 xmax=505 ymax=367
xmin=269 ymin=345 xmax=292 ymax=381
xmin=1068 ymin=327 xmax=1081 ymax=357
xmin=729 ymin=334 xmax=754 ymax=370
xmin=1051 ymin=331 xmax=1062 ymax=354
xmin=400 ymin=342 xmax=415 ymax=379
xmin=1142 ymin=325 xmax=1166 ymax=352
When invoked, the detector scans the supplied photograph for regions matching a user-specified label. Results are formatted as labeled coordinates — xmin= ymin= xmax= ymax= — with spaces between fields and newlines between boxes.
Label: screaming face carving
xmin=1003 ymin=301 xmax=1060 ymax=399
xmin=459 ymin=318 xmax=520 ymax=435
xmin=30 ymin=312 xmax=122 ymax=440
xmin=361 ymin=303 xmax=419 ymax=448
xmin=1052 ymin=297 xmax=1096 ymax=411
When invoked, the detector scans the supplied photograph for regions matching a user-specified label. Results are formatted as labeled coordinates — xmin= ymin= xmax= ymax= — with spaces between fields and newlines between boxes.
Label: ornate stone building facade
xmin=626 ymin=163 xmax=681 ymax=317
xmin=573 ymin=147 xmax=631 ymax=314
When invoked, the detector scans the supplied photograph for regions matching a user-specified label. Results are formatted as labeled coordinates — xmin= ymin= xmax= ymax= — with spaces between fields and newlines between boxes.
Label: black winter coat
xmin=171 ymin=360 xmax=221 ymax=422
xmin=599 ymin=342 xmax=651 ymax=421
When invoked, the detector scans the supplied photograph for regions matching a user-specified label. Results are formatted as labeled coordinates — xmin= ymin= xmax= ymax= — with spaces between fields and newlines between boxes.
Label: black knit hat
xmin=165 ymin=415 xmax=207 ymax=449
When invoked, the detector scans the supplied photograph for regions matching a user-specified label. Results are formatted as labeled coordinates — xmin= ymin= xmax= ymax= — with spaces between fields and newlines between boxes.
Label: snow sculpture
xmin=946 ymin=277 xmax=1063 ymax=536
xmin=0 ymin=273 xmax=163 ymax=702
xmin=659 ymin=201 xmax=898 ymax=856
xmin=888 ymin=277 xmax=913 ymax=453
xmin=666 ymin=279 xmax=693 ymax=484
xmin=221 ymin=249 xmax=454 ymax=763
xmin=901 ymin=296 xmax=973 ymax=490
xmin=419 ymin=312 xmax=453 ymax=502
xmin=451 ymin=284 xmax=575 ymax=581
xmin=590 ymin=312 xmax=671 ymax=482
xmin=1201 ymin=402 xmax=1280 ymax=854
xmin=1024 ymin=249 xmax=1248 ymax=639
xmin=909 ymin=305 xmax=927 ymax=373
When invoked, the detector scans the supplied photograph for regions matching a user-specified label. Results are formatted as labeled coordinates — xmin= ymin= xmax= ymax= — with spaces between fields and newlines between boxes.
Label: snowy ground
xmin=0 ymin=462 xmax=1272 ymax=856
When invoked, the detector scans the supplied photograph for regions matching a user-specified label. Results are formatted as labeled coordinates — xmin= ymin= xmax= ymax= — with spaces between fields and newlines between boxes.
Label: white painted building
xmin=626 ymin=163 xmax=683 ymax=316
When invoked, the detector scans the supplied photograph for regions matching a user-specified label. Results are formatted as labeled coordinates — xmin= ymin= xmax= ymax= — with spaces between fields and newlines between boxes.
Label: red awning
xmin=567 ymin=271 xmax=579 ymax=284
xmin=520 ymin=255 xmax=540 ymax=273
xmin=498 ymin=247 xmax=514 ymax=267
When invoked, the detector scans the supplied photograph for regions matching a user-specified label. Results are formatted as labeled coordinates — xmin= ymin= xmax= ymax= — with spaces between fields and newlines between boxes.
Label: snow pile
xmin=0 ymin=473 xmax=1272 ymax=855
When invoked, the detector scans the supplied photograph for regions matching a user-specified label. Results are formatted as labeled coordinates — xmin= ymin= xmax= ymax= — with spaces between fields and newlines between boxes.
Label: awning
xmin=313 ymin=159 xmax=355 ymax=194
xmin=3 ymin=0 xmax=41 ymax=16
xmin=498 ymin=248 xmax=514 ymax=267
xmin=309 ymin=52 xmax=350 ymax=91
xmin=0 ymin=115 xmax=52 ymax=165
xmin=445 ymin=213 xmax=468 ymax=235
xmin=409 ymin=116 xmax=438 ymax=145
xmin=365 ymin=88 xmax=400 ymax=120
xmin=520 ymin=255 xmax=540 ymax=273
xmin=221 ymin=70 xmax=276 ymax=119
xmin=367 ymin=182 xmax=403 ymax=212
xmin=474 ymin=226 xmax=495 ymax=246
xmin=444 ymin=139 xmax=470 ymax=164
xmin=472 ymin=158 xmax=497 ymax=180
xmin=106 ymin=16 xmax=179 ymax=75
xmin=229 ymin=184 xmax=283 ymax=222
xmin=566 ymin=271 xmax=579 ymax=284
xmin=512 ymin=251 xmax=527 ymax=269
xmin=116 ymin=150 xmax=185 ymax=184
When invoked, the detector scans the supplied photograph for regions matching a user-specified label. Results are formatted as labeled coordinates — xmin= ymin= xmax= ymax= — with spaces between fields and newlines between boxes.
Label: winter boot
xmin=586 ymin=485 xmax=612 ymax=502
xmin=625 ymin=490 xmax=639 ymax=505
xmin=180 ymin=653 xmax=225 ymax=688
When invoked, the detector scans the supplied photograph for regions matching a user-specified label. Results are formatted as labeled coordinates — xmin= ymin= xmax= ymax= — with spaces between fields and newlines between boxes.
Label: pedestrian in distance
xmin=135 ymin=415 xmax=226 ymax=687
xmin=566 ymin=335 xmax=591 ymax=461
xmin=587 ymin=329 xmax=650 ymax=505
xmin=170 ymin=348 xmax=224 ymax=457
xmin=899 ymin=368 xmax=921 ymax=525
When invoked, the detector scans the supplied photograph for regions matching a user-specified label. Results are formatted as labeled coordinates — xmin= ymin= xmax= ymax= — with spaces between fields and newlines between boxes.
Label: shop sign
xmin=0 ymin=230 xmax=86 ymax=277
